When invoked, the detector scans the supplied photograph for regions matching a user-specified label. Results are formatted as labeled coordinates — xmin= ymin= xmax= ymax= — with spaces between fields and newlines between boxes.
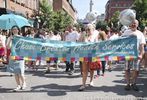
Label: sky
xmin=72 ymin=0 xmax=109 ymax=19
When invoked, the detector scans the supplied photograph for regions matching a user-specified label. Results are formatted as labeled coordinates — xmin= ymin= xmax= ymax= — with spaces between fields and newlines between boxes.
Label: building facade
xmin=0 ymin=0 xmax=39 ymax=18
xmin=105 ymin=0 xmax=134 ymax=21
xmin=53 ymin=0 xmax=77 ymax=22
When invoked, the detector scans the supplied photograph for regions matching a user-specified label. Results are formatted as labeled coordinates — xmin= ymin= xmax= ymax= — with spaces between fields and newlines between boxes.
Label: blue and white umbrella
xmin=0 ymin=14 xmax=31 ymax=30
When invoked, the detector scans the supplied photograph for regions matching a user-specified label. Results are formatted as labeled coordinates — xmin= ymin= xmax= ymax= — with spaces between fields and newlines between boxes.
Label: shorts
xmin=124 ymin=59 xmax=141 ymax=71
xmin=0 ymin=47 xmax=5 ymax=56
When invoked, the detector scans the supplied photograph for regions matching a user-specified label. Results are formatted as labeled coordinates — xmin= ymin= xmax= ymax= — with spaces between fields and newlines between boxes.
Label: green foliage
xmin=39 ymin=0 xmax=73 ymax=32
xmin=74 ymin=20 xmax=85 ymax=31
xmin=96 ymin=21 xmax=108 ymax=31
xmin=39 ymin=0 xmax=54 ymax=30
xmin=53 ymin=10 xmax=72 ymax=32
xmin=108 ymin=11 xmax=120 ymax=29
xmin=132 ymin=0 xmax=147 ymax=28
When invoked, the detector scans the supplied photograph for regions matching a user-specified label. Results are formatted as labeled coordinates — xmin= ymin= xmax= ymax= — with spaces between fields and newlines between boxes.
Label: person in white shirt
xmin=122 ymin=19 xmax=146 ymax=91
xmin=65 ymin=26 xmax=79 ymax=75
xmin=78 ymin=24 xmax=99 ymax=91
xmin=107 ymin=28 xmax=119 ymax=72
xmin=0 ymin=30 xmax=7 ymax=63
xmin=109 ymin=28 xmax=119 ymax=40
xmin=65 ymin=27 xmax=79 ymax=42
xmin=45 ymin=30 xmax=62 ymax=73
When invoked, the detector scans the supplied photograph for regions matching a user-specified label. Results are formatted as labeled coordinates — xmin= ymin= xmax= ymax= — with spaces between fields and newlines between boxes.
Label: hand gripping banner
xmin=11 ymin=36 xmax=138 ymax=62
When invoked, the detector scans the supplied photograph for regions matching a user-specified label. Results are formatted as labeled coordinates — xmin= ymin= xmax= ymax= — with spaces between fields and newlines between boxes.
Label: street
xmin=0 ymin=63 xmax=147 ymax=100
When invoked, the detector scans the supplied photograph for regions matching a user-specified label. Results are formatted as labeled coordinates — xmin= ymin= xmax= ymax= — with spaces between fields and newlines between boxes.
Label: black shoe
xmin=108 ymin=68 xmax=112 ymax=72
xmin=124 ymin=84 xmax=131 ymax=91
xmin=45 ymin=70 xmax=50 ymax=74
xmin=131 ymin=84 xmax=139 ymax=91
xmin=78 ymin=86 xmax=85 ymax=91
xmin=68 ymin=70 xmax=74 ymax=75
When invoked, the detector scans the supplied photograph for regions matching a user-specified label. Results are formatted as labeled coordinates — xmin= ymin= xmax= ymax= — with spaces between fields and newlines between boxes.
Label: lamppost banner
xmin=11 ymin=36 xmax=138 ymax=62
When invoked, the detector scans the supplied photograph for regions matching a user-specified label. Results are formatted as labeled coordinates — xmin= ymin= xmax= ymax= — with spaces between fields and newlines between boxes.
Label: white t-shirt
xmin=85 ymin=31 xmax=99 ymax=42
xmin=109 ymin=34 xmax=119 ymax=40
xmin=65 ymin=32 xmax=79 ymax=42
xmin=122 ymin=29 xmax=146 ymax=52
xmin=49 ymin=35 xmax=61 ymax=41
xmin=0 ymin=35 xmax=6 ymax=47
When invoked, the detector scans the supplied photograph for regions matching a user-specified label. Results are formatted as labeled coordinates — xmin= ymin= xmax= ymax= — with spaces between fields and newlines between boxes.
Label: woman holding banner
xmin=7 ymin=26 xmax=26 ymax=91
xmin=78 ymin=24 xmax=98 ymax=91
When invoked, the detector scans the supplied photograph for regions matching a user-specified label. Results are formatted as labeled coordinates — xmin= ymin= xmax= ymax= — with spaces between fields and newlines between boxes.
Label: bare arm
xmin=139 ymin=44 xmax=145 ymax=59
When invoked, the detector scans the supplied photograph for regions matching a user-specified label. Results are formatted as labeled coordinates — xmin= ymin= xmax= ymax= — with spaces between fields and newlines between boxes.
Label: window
xmin=116 ymin=3 xmax=119 ymax=7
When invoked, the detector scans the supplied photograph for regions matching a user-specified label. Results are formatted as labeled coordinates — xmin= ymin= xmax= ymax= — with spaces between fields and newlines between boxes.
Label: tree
xmin=74 ymin=20 xmax=85 ymax=31
xmin=96 ymin=21 xmax=108 ymax=31
xmin=132 ymin=0 xmax=147 ymax=28
xmin=108 ymin=11 xmax=120 ymax=29
xmin=53 ymin=10 xmax=72 ymax=32
xmin=39 ymin=0 xmax=54 ymax=30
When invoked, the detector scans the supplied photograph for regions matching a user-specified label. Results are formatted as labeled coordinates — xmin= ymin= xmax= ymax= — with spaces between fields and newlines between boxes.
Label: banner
xmin=11 ymin=36 xmax=138 ymax=62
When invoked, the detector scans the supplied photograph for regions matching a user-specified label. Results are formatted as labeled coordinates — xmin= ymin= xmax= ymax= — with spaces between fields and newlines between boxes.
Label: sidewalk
xmin=0 ymin=64 xmax=147 ymax=100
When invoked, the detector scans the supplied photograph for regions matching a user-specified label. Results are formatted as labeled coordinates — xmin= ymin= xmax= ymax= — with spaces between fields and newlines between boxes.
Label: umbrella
xmin=0 ymin=14 xmax=31 ymax=30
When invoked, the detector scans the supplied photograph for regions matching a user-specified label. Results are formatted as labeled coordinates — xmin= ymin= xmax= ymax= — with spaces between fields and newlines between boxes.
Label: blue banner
xmin=11 ymin=36 xmax=138 ymax=61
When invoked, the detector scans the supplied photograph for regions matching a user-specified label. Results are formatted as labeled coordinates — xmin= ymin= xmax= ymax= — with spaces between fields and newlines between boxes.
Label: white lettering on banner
xmin=14 ymin=40 xmax=41 ymax=50
xmin=103 ymin=41 xmax=135 ymax=51
xmin=14 ymin=40 xmax=70 ymax=52
xmin=14 ymin=37 xmax=136 ymax=55
xmin=40 ymin=46 xmax=70 ymax=52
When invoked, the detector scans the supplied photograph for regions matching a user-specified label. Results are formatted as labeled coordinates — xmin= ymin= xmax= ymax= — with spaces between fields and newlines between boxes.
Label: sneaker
xmin=90 ymin=81 xmax=94 ymax=86
xmin=78 ymin=86 xmax=86 ymax=91
xmin=13 ymin=85 xmax=21 ymax=91
xmin=21 ymin=83 xmax=26 ymax=90
xmin=124 ymin=84 xmax=131 ymax=91
xmin=131 ymin=84 xmax=139 ymax=91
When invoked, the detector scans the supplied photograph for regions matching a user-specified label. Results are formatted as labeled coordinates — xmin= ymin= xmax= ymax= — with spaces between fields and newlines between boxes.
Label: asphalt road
xmin=0 ymin=63 xmax=147 ymax=100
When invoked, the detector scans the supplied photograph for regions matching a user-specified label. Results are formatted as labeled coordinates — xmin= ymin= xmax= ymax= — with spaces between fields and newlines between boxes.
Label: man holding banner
xmin=122 ymin=20 xmax=146 ymax=91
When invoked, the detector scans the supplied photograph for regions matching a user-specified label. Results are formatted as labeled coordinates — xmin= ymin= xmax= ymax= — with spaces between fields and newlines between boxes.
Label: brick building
xmin=105 ymin=0 xmax=134 ymax=21
xmin=0 ymin=0 xmax=77 ymax=26
xmin=0 ymin=0 xmax=39 ymax=18
xmin=53 ymin=0 xmax=77 ymax=22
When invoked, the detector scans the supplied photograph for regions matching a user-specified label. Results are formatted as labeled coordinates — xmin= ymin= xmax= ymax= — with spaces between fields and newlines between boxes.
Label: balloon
xmin=86 ymin=12 xmax=98 ymax=22
xmin=119 ymin=9 xmax=136 ymax=26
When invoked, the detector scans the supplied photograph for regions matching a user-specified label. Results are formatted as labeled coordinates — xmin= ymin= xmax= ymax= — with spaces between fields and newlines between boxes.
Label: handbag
xmin=89 ymin=61 xmax=102 ymax=70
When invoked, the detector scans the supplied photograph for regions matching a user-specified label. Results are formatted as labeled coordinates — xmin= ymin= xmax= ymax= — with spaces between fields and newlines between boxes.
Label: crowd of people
xmin=0 ymin=19 xmax=147 ymax=92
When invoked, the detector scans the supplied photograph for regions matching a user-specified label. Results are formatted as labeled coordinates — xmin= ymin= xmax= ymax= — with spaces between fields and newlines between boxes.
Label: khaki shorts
xmin=125 ymin=59 xmax=141 ymax=71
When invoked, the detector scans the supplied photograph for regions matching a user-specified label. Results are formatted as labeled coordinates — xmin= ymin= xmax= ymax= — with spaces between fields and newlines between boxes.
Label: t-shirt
xmin=0 ymin=35 xmax=6 ymax=47
xmin=85 ymin=31 xmax=99 ymax=42
xmin=109 ymin=34 xmax=119 ymax=40
xmin=49 ymin=35 xmax=61 ymax=41
xmin=122 ymin=29 xmax=146 ymax=52
xmin=65 ymin=32 xmax=79 ymax=42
